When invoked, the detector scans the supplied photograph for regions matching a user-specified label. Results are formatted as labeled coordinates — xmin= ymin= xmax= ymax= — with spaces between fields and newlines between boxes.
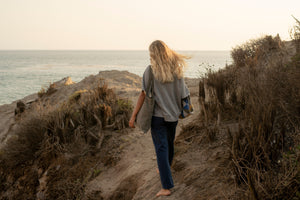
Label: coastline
xmin=0 ymin=50 xmax=231 ymax=105
xmin=0 ymin=70 xmax=199 ymax=146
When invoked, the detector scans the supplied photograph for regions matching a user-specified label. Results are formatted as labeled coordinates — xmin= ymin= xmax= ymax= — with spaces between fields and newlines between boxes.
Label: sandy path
xmin=86 ymin=74 xmax=235 ymax=199
xmin=84 ymin=77 xmax=200 ymax=199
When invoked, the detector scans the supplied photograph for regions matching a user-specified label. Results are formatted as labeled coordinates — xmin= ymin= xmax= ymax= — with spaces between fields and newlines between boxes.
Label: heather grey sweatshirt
xmin=142 ymin=65 xmax=190 ymax=122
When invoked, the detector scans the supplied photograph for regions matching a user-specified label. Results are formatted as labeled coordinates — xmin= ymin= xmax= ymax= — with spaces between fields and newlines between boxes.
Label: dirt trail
xmin=81 ymin=76 xmax=200 ymax=199
xmin=84 ymin=76 xmax=235 ymax=199
xmin=85 ymin=100 xmax=200 ymax=199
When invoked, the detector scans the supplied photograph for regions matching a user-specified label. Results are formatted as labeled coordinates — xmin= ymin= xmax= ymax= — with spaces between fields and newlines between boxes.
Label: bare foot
xmin=156 ymin=189 xmax=171 ymax=197
xmin=156 ymin=168 xmax=159 ymax=174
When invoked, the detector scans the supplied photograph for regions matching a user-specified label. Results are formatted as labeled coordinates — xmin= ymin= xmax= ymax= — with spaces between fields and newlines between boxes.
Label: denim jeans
xmin=151 ymin=116 xmax=178 ymax=189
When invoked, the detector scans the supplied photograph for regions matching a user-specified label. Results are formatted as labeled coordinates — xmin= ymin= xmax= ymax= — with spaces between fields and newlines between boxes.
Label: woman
xmin=129 ymin=40 xmax=190 ymax=197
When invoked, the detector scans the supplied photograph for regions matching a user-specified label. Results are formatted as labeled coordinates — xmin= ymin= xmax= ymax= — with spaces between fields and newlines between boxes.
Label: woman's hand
xmin=128 ymin=91 xmax=146 ymax=129
xmin=129 ymin=115 xmax=136 ymax=128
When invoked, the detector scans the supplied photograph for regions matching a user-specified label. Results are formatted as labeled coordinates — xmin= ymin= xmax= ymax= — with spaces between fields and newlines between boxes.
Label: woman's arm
xmin=129 ymin=91 xmax=146 ymax=128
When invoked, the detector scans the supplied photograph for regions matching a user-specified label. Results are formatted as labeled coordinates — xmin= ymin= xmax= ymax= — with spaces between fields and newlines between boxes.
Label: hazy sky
xmin=0 ymin=0 xmax=299 ymax=50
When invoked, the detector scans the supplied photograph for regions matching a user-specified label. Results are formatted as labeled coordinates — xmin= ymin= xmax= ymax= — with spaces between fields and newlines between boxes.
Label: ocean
xmin=0 ymin=50 xmax=231 ymax=105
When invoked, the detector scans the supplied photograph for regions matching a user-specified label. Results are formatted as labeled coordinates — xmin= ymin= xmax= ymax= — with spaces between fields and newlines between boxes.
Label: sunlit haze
xmin=0 ymin=0 xmax=299 ymax=50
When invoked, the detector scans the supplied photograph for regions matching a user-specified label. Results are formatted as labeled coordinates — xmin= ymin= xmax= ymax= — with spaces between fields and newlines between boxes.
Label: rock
xmin=14 ymin=101 xmax=26 ymax=115
xmin=64 ymin=77 xmax=75 ymax=85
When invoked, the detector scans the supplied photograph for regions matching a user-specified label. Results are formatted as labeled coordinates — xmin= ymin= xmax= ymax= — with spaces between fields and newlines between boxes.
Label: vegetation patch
xmin=38 ymin=82 xmax=58 ymax=98
xmin=178 ymin=20 xmax=300 ymax=199
xmin=0 ymin=82 xmax=132 ymax=199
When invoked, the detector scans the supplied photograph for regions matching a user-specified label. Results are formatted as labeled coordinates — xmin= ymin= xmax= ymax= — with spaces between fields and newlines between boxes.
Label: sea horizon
xmin=0 ymin=50 xmax=232 ymax=105
xmin=0 ymin=49 xmax=230 ymax=51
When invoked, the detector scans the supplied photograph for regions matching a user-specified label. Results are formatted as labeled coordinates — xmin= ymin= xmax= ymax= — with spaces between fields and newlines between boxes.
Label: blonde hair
xmin=149 ymin=40 xmax=190 ymax=83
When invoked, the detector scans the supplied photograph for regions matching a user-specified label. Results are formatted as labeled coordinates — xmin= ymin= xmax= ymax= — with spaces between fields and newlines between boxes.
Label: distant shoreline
xmin=0 ymin=49 xmax=231 ymax=52
xmin=0 ymin=51 xmax=230 ymax=105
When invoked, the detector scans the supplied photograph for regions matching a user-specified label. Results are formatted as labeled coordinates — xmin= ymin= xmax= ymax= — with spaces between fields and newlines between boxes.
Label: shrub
xmin=199 ymin=34 xmax=300 ymax=199
xmin=291 ymin=15 xmax=300 ymax=53
xmin=38 ymin=82 xmax=57 ymax=98
xmin=0 ymin=82 xmax=133 ymax=199
xmin=231 ymin=35 xmax=286 ymax=68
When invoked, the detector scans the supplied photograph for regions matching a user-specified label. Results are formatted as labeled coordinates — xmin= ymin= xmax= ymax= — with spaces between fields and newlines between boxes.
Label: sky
xmin=0 ymin=0 xmax=299 ymax=50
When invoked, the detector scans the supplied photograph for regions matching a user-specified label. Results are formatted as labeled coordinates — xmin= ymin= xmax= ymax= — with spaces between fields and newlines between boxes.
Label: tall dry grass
xmin=0 ymin=82 xmax=132 ymax=199
xmin=291 ymin=15 xmax=300 ymax=53
xmin=199 ymin=33 xmax=300 ymax=199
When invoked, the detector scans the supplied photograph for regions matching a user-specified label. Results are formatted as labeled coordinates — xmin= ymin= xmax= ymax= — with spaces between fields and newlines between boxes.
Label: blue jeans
xmin=151 ymin=116 xmax=178 ymax=189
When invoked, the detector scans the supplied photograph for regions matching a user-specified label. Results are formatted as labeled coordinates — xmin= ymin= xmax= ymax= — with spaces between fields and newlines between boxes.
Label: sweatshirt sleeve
xmin=181 ymin=79 xmax=190 ymax=99
xmin=142 ymin=65 xmax=151 ymax=92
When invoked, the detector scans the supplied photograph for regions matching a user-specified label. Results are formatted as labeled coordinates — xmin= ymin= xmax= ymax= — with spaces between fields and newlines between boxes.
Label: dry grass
xmin=38 ymin=82 xmax=58 ymax=98
xmin=231 ymin=34 xmax=288 ymax=69
xmin=195 ymin=34 xmax=300 ymax=199
xmin=0 ymin=82 xmax=133 ymax=199
xmin=291 ymin=15 xmax=300 ymax=53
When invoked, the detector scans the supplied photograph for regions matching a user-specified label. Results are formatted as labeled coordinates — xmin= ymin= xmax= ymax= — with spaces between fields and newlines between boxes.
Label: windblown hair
xmin=149 ymin=40 xmax=190 ymax=83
